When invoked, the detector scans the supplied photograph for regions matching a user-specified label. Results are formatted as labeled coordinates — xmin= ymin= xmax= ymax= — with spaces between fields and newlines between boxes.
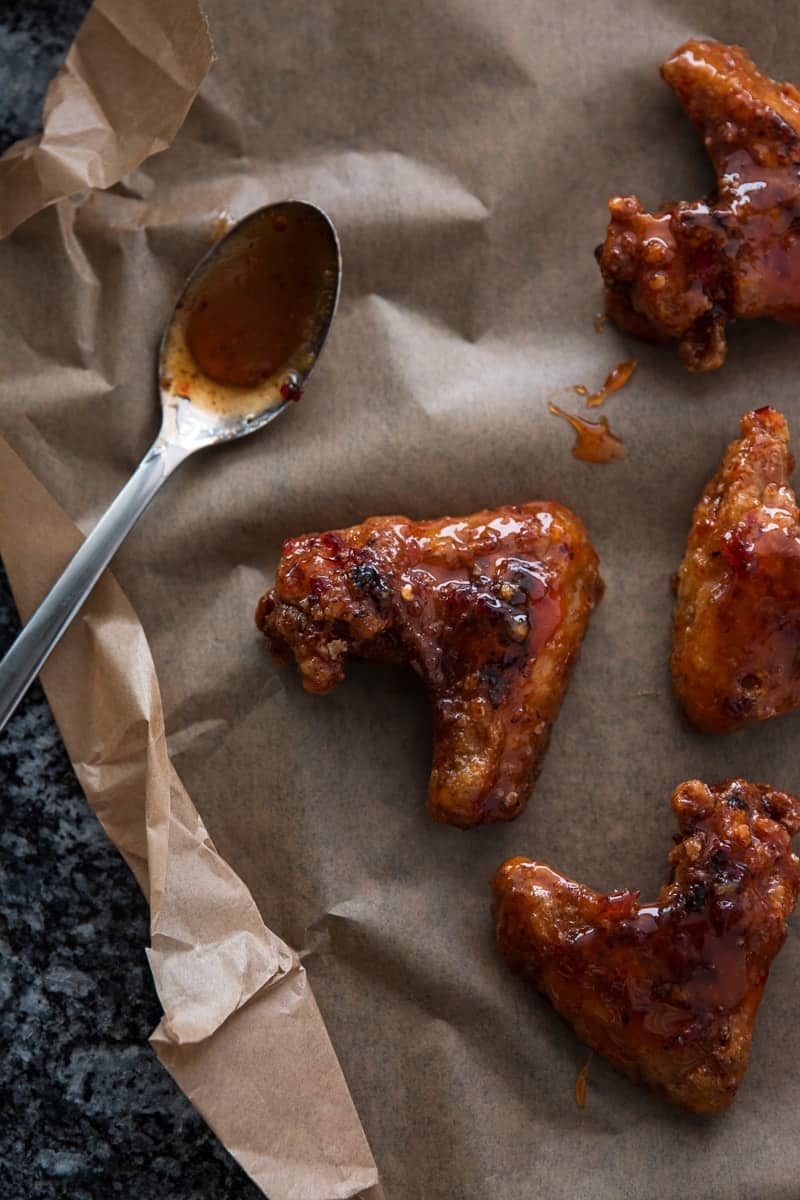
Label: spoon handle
xmin=0 ymin=428 xmax=192 ymax=733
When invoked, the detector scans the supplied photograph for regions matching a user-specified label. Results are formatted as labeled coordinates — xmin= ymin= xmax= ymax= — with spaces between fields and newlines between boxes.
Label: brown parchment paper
xmin=0 ymin=0 xmax=213 ymax=239
xmin=3 ymin=1 xmax=800 ymax=1198
xmin=0 ymin=440 xmax=378 ymax=1200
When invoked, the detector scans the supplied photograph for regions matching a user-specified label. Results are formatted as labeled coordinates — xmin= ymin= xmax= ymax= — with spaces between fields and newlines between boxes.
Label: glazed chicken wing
xmin=256 ymin=503 xmax=601 ymax=828
xmin=598 ymin=40 xmax=800 ymax=370
xmin=493 ymin=778 xmax=800 ymax=1112
xmin=672 ymin=407 xmax=800 ymax=732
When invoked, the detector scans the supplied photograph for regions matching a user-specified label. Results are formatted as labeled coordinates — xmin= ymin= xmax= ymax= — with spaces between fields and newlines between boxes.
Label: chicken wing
xmin=598 ymin=40 xmax=800 ymax=370
xmin=256 ymin=503 xmax=601 ymax=828
xmin=672 ymin=406 xmax=800 ymax=732
xmin=493 ymin=778 xmax=800 ymax=1112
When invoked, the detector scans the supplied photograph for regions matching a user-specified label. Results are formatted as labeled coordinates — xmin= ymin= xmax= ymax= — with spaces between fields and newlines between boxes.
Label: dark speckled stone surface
xmin=0 ymin=5 xmax=262 ymax=1198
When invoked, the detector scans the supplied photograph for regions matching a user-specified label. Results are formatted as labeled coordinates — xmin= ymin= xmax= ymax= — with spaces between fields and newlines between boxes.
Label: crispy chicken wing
xmin=493 ymin=778 xmax=800 ymax=1112
xmin=672 ymin=407 xmax=800 ymax=732
xmin=256 ymin=504 xmax=601 ymax=827
xmin=598 ymin=40 xmax=800 ymax=370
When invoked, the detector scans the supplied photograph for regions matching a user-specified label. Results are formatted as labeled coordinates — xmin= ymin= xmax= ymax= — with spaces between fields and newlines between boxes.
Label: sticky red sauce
xmin=586 ymin=359 xmax=637 ymax=408
xmin=548 ymin=403 xmax=626 ymax=463
xmin=279 ymin=379 xmax=304 ymax=402
xmin=184 ymin=206 xmax=334 ymax=389
xmin=598 ymin=41 xmax=800 ymax=369
xmin=493 ymin=777 xmax=800 ymax=1112
xmin=547 ymin=359 xmax=636 ymax=420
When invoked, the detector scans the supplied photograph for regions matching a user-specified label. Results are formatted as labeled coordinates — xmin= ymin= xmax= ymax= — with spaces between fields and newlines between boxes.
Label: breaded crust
xmin=672 ymin=407 xmax=800 ymax=732
xmin=257 ymin=502 xmax=602 ymax=827
xmin=493 ymin=778 xmax=800 ymax=1112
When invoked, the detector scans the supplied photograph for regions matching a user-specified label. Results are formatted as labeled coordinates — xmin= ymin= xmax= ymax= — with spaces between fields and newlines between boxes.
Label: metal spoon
xmin=0 ymin=199 xmax=341 ymax=732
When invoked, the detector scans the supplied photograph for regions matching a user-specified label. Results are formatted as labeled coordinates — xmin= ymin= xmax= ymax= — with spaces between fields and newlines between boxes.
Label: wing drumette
xmin=256 ymin=503 xmax=601 ymax=828
xmin=493 ymin=779 xmax=800 ymax=1112
xmin=672 ymin=406 xmax=800 ymax=732
xmin=598 ymin=40 xmax=800 ymax=370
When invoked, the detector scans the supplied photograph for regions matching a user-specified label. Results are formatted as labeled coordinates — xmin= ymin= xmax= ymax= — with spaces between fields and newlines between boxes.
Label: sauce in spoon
xmin=162 ymin=202 xmax=339 ymax=418
xmin=0 ymin=200 xmax=342 ymax=732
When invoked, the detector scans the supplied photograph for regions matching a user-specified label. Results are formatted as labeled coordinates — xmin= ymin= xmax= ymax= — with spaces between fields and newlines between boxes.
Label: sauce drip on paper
xmin=547 ymin=358 xmax=634 ymax=463
xmin=548 ymin=403 xmax=626 ymax=463
xmin=586 ymin=359 xmax=636 ymax=408
xmin=555 ymin=359 xmax=637 ymax=409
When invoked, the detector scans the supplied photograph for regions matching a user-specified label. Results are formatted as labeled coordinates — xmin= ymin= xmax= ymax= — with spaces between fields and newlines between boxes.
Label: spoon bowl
xmin=0 ymin=199 xmax=342 ymax=731
xmin=158 ymin=199 xmax=341 ymax=452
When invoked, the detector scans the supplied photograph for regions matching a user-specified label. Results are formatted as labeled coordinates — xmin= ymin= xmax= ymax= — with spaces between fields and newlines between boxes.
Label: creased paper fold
xmin=0 ymin=0 xmax=213 ymax=239
xmin=0 ymin=439 xmax=380 ymax=1200
xmin=5 ymin=0 xmax=800 ymax=1198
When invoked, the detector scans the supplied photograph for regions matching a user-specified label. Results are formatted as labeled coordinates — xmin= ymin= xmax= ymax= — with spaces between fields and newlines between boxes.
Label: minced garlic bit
xmin=508 ymin=615 xmax=529 ymax=642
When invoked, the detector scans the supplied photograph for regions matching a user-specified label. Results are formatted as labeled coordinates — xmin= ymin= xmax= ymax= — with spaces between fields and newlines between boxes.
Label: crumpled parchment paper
xmin=2 ymin=1 xmax=800 ymax=1198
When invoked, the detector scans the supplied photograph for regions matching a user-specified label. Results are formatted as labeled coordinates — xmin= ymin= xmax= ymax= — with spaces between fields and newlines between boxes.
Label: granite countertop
xmin=0 ymin=5 xmax=261 ymax=1197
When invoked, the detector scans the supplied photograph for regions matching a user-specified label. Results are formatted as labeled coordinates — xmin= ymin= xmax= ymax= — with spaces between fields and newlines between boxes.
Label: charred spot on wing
xmin=707 ymin=845 xmax=745 ymax=896
xmin=709 ymin=847 xmax=729 ymax=871
xmin=684 ymin=881 xmax=710 ymax=912
xmin=722 ymin=691 xmax=756 ymax=719
xmin=726 ymin=787 xmax=750 ymax=811
xmin=350 ymin=562 xmax=389 ymax=601
xmin=761 ymin=791 xmax=782 ymax=822
xmin=504 ymin=559 xmax=547 ymax=601
xmin=483 ymin=663 xmax=508 ymax=707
